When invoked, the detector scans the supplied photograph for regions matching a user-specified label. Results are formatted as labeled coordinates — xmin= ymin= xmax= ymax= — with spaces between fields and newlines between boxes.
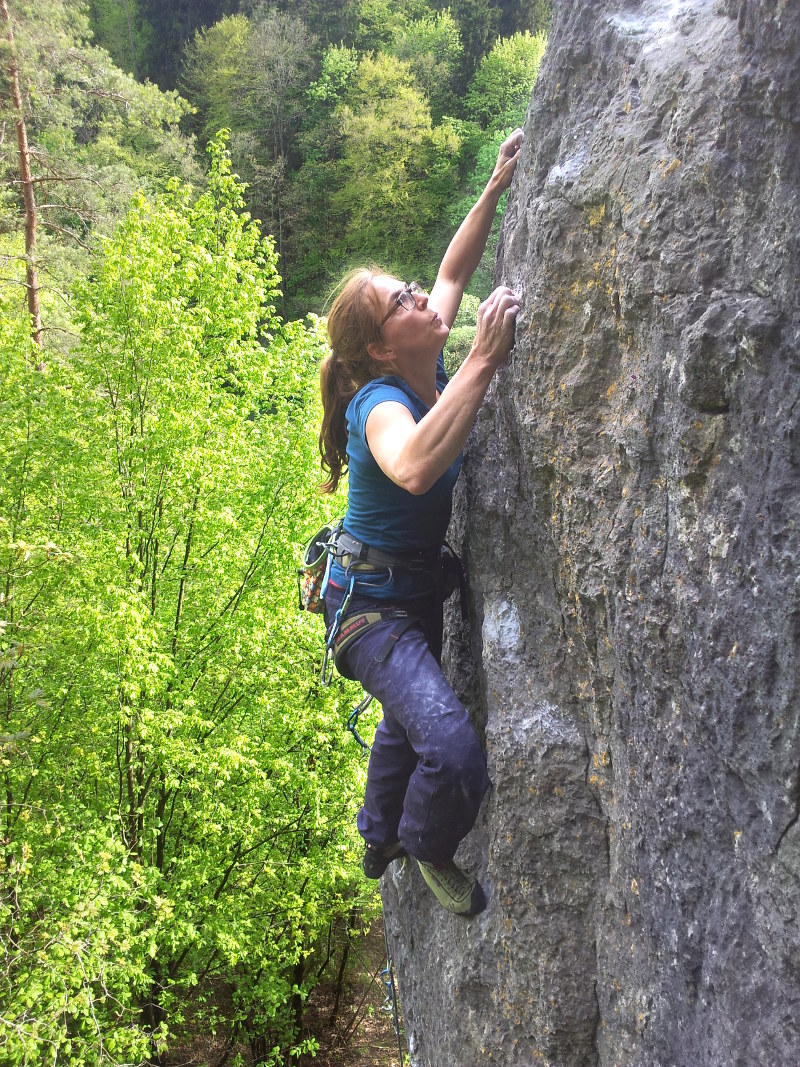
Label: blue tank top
xmin=329 ymin=353 xmax=461 ymax=599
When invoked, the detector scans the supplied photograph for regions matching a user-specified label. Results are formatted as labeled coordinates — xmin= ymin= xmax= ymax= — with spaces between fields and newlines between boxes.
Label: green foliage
xmin=0 ymin=0 xmax=196 ymax=192
xmin=351 ymin=0 xmax=431 ymax=52
xmin=160 ymin=0 xmax=550 ymax=314
xmin=0 ymin=0 xmax=199 ymax=349
xmin=241 ymin=4 xmax=317 ymax=161
xmin=430 ymin=0 xmax=500 ymax=86
xmin=465 ymin=30 xmax=547 ymax=129
xmin=388 ymin=9 xmax=464 ymax=120
xmin=87 ymin=0 xmax=152 ymax=78
xmin=445 ymin=292 xmax=480 ymax=371
xmin=1 ymin=137 xmax=368 ymax=1064
xmin=306 ymin=44 xmax=360 ymax=110
xmin=444 ymin=127 xmax=524 ymax=296
xmin=180 ymin=15 xmax=253 ymax=147
xmin=290 ymin=50 xmax=461 ymax=306
xmin=331 ymin=54 xmax=460 ymax=261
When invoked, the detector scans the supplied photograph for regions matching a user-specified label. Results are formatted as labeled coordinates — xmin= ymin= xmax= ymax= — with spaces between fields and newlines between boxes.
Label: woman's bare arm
xmin=366 ymin=286 xmax=520 ymax=495
xmin=428 ymin=129 xmax=524 ymax=328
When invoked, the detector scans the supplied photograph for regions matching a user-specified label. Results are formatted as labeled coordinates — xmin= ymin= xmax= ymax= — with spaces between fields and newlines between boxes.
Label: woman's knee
xmin=427 ymin=720 xmax=488 ymax=790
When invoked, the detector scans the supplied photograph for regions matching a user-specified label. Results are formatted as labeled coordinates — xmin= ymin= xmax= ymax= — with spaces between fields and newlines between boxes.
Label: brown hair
xmin=319 ymin=267 xmax=387 ymax=493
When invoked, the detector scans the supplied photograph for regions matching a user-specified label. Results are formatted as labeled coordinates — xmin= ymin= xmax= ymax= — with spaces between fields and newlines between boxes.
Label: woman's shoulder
xmin=347 ymin=375 xmax=418 ymax=428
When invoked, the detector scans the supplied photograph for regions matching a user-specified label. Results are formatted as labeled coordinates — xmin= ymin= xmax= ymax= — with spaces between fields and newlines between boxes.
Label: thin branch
xmin=7 ymin=173 xmax=102 ymax=187
xmin=0 ymin=0 xmax=42 ymax=347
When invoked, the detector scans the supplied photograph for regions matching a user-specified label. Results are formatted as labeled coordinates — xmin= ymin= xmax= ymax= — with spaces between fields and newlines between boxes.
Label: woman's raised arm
xmin=429 ymin=128 xmax=524 ymax=328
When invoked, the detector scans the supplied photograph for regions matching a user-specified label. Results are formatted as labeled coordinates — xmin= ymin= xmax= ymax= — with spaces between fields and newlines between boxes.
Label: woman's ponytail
xmin=318 ymin=268 xmax=385 ymax=494
xmin=318 ymin=351 xmax=351 ymax=493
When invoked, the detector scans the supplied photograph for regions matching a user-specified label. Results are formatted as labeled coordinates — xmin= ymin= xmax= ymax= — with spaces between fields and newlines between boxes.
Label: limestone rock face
xmin=380 ymin=2 xmax=800 ymax=1065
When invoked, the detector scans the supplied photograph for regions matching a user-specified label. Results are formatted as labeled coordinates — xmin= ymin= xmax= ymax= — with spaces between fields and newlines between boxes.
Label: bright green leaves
xmin=332 ymin=54 xmax=458 ymax=262
xmin=1 ymin=138 xmax=369 ymax=1064
xmin=466 ymin=30 xmax=548 ymax=130
xmin=389 ymin=9 xmax=464 ymax=120
xmin=296 ymin=49 xmax=462 ymax=289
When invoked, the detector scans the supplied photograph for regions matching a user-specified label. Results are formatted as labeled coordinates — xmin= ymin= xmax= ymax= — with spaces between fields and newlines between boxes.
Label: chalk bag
xmin=297 ymin=521 xmax=339 ymax=613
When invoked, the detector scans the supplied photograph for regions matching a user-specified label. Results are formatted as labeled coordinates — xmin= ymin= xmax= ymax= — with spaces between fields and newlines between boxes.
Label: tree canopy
xmin=1 ymin=135 xmax=367 ymax=1064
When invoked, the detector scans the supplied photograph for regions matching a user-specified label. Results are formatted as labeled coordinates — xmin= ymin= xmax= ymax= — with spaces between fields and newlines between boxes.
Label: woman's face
xmin=371 ymin=274 xmax=449 ymax=358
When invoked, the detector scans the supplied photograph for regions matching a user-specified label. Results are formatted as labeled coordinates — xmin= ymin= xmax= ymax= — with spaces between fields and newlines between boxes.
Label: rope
xmin=381 ymin=913 xmax=405 ymax=1064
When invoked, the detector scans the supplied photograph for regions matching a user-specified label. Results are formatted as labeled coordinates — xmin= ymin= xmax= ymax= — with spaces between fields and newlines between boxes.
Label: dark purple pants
xmin=325 ymin=586 xmax=489 ymax=864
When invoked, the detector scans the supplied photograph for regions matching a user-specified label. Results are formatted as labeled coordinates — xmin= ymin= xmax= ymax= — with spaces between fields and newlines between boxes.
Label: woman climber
xmin=318 ymin=128 xmax=523 ymax=916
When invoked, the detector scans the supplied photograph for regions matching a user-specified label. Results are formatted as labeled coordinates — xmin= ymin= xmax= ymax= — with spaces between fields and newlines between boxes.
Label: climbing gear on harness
xmin=416 ymin=858 xmax=486 ymax=916
xmin=326 ymin=607 xmax=420 ymax=680
xmin=333 ymin=530 xmax=467 ymax=619
xmin=319 ymin=526 xmax=466 ymax=685
xmin=297 ymin=520 xmax=341 ymax=613
xmin=363 ymin=841 xmax=407 ymax=879
xmin=303 ymin=522 xmax=468 ymax=757
xmin=321 ymin=602 xmax=420 ymax=685
xmin=347 ymin=692 xmax=374 ymax=754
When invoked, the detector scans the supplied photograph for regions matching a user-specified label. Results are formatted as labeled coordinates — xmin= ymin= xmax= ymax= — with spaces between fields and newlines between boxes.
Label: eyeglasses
xmin=380 ymin=282 xmax=424 ymax=328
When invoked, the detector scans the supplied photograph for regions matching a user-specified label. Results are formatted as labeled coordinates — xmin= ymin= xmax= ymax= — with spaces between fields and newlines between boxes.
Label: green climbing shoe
xmin=416 ymin=859 xmax=486 ymax=916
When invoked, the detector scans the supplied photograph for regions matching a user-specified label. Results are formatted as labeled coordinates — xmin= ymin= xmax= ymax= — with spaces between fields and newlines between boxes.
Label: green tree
xmin=0 ymin=0 xmax=198 ymax=349
xmin=220 ymin=5 xmax=317 ymax=289
xmin=351 ymin=0 xmax=430 ymax=52
xmin=87 ymin=0 xmax=151 ymax=78
xmin=285 ymin=44 xmax=360 ymax=310
xmin=465 ymin=30 xmax=547 ymax=129
xmin=293 ymin=51 xmax=460 ymax=296
xmin=1 ymin=136 xmax=367 ymax=1065
xmin=429 ymin=0 xmax=500 ymax=88
xmin=388 ymin=9 xmax=463 ymax=121
xmin=179 ymin=14 xmax=252 ymax=148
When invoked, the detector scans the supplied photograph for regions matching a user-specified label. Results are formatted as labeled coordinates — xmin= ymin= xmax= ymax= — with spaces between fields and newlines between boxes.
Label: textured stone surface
xmin=380 ymin=2 xmax=800 ymax=1064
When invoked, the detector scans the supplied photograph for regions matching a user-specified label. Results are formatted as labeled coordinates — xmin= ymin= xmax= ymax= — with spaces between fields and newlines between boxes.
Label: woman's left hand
xmin=492 ymin=128 xmax=524 ymax=192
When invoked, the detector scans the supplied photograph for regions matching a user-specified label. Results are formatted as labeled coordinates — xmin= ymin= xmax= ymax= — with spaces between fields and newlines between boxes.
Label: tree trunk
xmin=0 ymin=0 xmax=42 ymax=348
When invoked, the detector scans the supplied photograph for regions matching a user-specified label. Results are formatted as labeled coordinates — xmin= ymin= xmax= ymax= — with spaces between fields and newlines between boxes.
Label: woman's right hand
xmin=471 ymin=285 xmax=521 ymax=373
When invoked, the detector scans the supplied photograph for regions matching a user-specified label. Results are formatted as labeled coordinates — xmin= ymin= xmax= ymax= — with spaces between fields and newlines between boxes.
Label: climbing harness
xmin=318 ymin=525 xmax=436 ymax=686
xmin=322 ymin=604 xmax=420 ymax=687
xmin=299 ymin=522 xmax=466 ymax=757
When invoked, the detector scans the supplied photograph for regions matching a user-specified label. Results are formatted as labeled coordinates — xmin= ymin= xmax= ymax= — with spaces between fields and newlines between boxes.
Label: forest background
xmin=0 ymin=0 xmax=549 ymax=1063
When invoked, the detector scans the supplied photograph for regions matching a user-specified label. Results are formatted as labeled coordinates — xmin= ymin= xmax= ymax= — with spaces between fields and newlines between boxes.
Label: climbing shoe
xmin=363 ymin=841 xmax=406 ymax=879
xmin=416 ymin=859 xmax=486 ymax=916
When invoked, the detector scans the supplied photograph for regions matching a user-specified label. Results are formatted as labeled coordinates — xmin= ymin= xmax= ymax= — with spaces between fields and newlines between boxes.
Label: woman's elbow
xmin=406 ymin=476 xmax=434 ymax=496
xmin=393 ymin=462 xmax=436 ymax=496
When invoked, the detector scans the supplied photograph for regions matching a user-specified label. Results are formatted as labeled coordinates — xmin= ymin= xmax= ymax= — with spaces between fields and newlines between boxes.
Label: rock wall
xmin=380 ymin=2 xmax=800 ymax=1065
